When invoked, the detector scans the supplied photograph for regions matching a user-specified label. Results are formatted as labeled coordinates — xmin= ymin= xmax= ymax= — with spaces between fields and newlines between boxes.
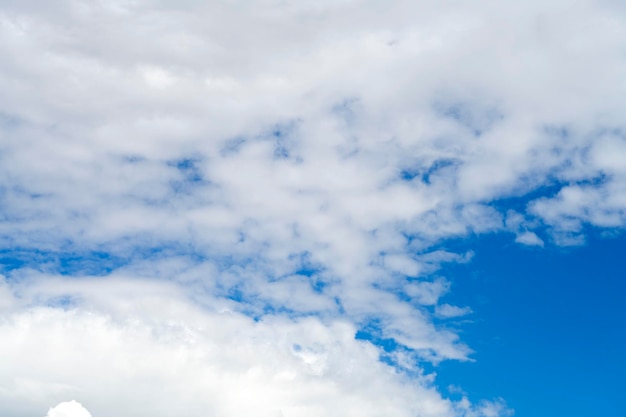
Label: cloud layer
xmin=1 ymin=0 xmax=625 ymax=416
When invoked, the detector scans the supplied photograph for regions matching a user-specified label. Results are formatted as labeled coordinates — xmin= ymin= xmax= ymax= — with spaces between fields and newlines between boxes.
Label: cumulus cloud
xmin=514 ymin=231 xmax=544 ymax=247
xmin=0 ymin=0 xmax=625 ymax=415
xmin=0 ymin=279 xmax=499 ymax=417
xmin=45 ymin=401 xmax=92 ymax=417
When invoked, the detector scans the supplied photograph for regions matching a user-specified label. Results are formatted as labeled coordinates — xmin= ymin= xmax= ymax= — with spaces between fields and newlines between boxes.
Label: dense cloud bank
xmin=3 ymin=277 xmax=507 ymax=417
xmin=1 ymin=0 xmax=625 ymax=416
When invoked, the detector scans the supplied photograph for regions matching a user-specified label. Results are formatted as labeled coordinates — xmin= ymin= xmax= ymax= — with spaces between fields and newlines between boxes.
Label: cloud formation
xmin=45 ymin=401 xmax=92 ymax=417
xmin=2 ymin=276 xmax=504 ymax=417
xmin=0 ymin=0 xmax=625 ymax=416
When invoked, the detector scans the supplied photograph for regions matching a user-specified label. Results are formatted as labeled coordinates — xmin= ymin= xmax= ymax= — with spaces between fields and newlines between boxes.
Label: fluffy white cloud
xmin=45 ymin=401 xmax=92 ymax=417
xmin=514 ymin=231 xmax=544 ymax=247
xmin=0 ymin=278 xmax=499 ymax=417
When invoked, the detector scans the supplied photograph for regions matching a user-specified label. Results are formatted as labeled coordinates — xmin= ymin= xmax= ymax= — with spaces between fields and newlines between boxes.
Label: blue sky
xmin=1 ymin=1 xmax=626 ymax=417
xmin=436 ymin=232 xmax=626 ymax=417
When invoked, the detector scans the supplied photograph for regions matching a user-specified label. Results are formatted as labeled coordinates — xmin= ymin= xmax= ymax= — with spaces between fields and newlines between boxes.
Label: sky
xmin=0 ymin=1 xmax=625 ymax=416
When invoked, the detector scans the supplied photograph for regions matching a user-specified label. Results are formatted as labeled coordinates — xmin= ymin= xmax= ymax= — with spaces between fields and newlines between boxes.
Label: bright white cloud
xmin=0 ymin=278 xmax=498 ymax=417
xmin=45 ymin=401 xmax=92 ymax=417
xmin=514 ymin=231 xmax=544 ymax=247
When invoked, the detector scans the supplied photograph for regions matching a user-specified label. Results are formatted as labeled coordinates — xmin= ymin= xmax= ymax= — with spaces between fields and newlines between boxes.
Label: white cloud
xmin=0 ymin=279 xmax=501 ymax=417
xmin=435 ymin=304 xmax=473 ymax=319
xmin=45 ymin=401 xmax=92 ymax=417
xmin=514 ymin=231 xmax=544 ymax=247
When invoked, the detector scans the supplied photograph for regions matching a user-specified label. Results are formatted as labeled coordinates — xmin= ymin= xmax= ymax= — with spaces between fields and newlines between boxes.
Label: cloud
xmin=1 ymin=0 xmax=625 ymax=416
xmin=435 ymin=304 xmax=473 ymax=319
xmin=514 ymin=231 xmax=544 ymax=247
xmin=0 ymin=279 xmax=501 ymax=417
xmin=45 ymin=401 xmax=92 ymax=417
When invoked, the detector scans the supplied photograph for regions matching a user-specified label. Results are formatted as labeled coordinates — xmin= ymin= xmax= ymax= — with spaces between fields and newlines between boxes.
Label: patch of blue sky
xmin=399 ymin=169 xmax=420 ymax=182
xmin=569 ymin=172 xmax=610 ymax=187
xmin=307 ymin=276 xmax=327 ymax=294
xmin=292 ymin=264 xmax=319 ymax=277
xmin=431 ymin=230 xmax=626 ymax=417
xmin=0 ymin=248 xmax=127 ymax=277
xmin=488 ymin=182 xmax=565 ymax=214
xmin=376 ymin=180 xmax=626 ymax=406
xmin=168 ymin=157 xmax=204 ymax=183
xmin=356 ymin=331 xmax=401 ymax=368
xmin=293 ymin=269 xmax=328 ymax=294
xmin=355 ymin=323 xmax=399 ymax=353
xmin=0 ymin=238 xmax=216 ymax=281
xmin=289 ymin=251 xmax=325 ymax=277
xmin=223 ymin=284 xmax=246 ymax=304
xmin=167 ymin=156 xmax=208 ymax=196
